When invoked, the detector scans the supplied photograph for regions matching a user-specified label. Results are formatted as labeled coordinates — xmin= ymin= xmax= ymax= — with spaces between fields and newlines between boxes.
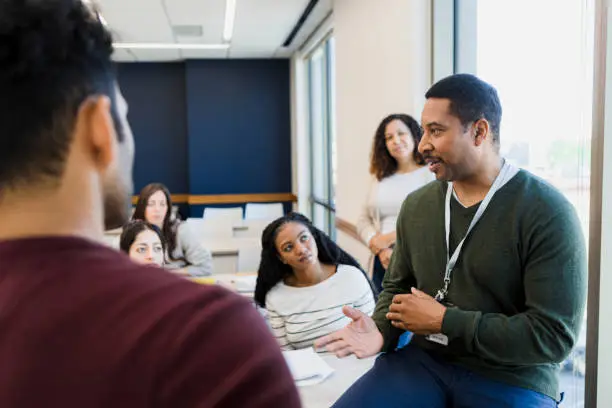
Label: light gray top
xmin=165 ymin=222 xmax=213 ymax=276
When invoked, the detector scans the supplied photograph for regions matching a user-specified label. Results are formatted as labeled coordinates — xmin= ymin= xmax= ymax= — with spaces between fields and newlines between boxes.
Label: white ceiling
xmin=98 ymin=0 xmax=332 ymax=61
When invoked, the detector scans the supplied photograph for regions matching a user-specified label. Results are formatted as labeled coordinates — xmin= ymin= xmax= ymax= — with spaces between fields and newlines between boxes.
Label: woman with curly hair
xmin=357 ymin=114 xmax=434 ymax=292
xmin=255 ymin=213 xmax=376 ymax=350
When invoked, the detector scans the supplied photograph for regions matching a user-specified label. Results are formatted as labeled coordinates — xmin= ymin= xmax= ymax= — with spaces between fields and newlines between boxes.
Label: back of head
xmin=0 ymin=0 xmax=132 ymax=231
xmin=254 ymin=212 xmax=375 ymax=307
xmin=0 ymin=0 xmax=119 ymax=187
xmin=425 ymin=74 xmax=502 ymax=144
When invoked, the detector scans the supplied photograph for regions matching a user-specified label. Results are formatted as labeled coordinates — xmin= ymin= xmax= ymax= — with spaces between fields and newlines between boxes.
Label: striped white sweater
xmin=265 ymin=264 xmax=376 ymax=350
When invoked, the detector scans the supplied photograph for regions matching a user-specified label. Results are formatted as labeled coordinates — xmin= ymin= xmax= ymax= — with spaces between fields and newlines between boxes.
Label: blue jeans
xmin=332 ymin=344 xmax=558 ymax=408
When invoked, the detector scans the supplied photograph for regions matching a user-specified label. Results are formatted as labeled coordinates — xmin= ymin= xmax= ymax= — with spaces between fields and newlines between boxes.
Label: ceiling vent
xmin=282 ymin=0 xmax=320 ymax=47
xmin=172 ymin=25 xmax=203 ymax=37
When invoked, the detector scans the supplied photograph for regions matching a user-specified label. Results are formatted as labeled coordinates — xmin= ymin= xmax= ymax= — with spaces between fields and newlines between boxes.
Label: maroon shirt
xmin=0 ymin=237 xmax=301 ymax=407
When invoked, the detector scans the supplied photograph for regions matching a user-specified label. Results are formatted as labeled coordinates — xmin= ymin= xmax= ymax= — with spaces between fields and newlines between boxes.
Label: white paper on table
xmin=282 ymin=348 xmax=335 ymax=387
xmin=232 ymin=275 xmax=257 ymax=292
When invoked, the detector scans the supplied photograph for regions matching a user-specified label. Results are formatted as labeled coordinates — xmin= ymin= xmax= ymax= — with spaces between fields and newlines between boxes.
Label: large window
xmin=307 ymin=37 xmax=336 ymax=236
xmin=454 ymin=0 xmax=595 ymax=406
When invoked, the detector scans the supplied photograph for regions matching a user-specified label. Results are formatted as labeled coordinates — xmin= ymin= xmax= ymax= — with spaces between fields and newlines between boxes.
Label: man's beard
xmin=103 ymin=175 xmax=132 ymax=230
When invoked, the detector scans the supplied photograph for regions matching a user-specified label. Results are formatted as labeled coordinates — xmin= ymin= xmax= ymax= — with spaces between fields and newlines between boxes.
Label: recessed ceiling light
xmin=223 ymin=0 xmax=237 ymax=42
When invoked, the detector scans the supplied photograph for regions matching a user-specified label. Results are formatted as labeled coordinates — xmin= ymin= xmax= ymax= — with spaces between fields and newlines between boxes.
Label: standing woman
xmin=357 ymin=114 xmax=434 ymax=292
xmin=133 ymin=183 xmax=213 ymax=276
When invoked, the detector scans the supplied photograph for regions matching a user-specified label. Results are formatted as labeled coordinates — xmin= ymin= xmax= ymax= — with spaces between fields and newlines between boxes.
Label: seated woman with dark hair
xmin=255 ymin=212 xmax=376 ymax=350
xmin=119 ymin=220 xmax=165 ymax=267
xmin=132 ymin=183 xmax=212 ymax=276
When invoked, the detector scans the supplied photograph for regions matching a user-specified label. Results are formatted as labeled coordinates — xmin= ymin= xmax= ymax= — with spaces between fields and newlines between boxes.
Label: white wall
xmin=332 ymin=0 xmax=432 ymax=260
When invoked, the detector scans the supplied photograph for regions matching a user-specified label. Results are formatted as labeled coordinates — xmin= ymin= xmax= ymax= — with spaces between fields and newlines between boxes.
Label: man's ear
xmin=75 ymin=95 xmax=116 ymax=171
xmin=473 ymin=119 xmax=490 ymax=147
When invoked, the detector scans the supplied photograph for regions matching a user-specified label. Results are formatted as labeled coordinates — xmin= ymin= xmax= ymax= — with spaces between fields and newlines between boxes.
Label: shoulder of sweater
xmin=336 ymin=264 xmax=370 ymax=285
xmin=506 ymin=170 xmax=576 ymax=218
xmin=174 ymin=221 xmax=189 ymax=237
xmin=381 ymin=167 xmax=432 ymax=181
xmin=365 ymin=174 xmax=379 ymax=190
xmin=266 ymin=265 xmax=367 ymax=307
xmin=399 ymin=179 xmax=445 ymax=211
xmin=265 ymin=281 xmax=287 ymax=307
xmin=336 ymin=263 xmax=361 ymax=273
xmin=172 ymin=221 xmax=197 ymax=251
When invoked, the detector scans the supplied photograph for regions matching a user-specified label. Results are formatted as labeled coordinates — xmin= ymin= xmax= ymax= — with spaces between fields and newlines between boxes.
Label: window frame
xmin=433 ymin=0 xmax=606 ymax=405
xmin=305 ymin=36 xmax=336 ymax=237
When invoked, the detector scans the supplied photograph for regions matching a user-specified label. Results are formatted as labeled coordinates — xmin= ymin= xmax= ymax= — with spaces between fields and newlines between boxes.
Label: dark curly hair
xmin=369 ymin=113 xmax=424 ymax=181
xmin=254 ymin=212 xmax=377 ymax=308
xmin=132 ymin=183 xmax=182 ymax=262
xmin=0 ymin=0 xmax=122 ymax=189
xmin=119 ymin=219 xmax=166 ymax=256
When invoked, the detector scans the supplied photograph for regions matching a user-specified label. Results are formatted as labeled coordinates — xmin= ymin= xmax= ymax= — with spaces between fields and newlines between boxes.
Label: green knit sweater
xmin=372 ymin=170 xmax=587 ymax=400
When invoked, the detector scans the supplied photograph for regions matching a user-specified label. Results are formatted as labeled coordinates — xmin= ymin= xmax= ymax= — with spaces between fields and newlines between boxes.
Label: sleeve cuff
xmin=441 ymin=307 xmax=479 ymax=343
xmin=374 ymin=318 xmax=401 ymax=352
xmin=186 ymin=265 xmax=209 ymax=277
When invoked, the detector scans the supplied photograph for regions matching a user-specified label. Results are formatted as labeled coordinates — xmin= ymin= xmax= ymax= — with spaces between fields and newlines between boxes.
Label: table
xmin=189 ymin=273 xmax=256 ymax=297
xmin=299 ymin=354 xmax=376 ymax=408
xmin=189 ymin=275 xmax=374 ymax=407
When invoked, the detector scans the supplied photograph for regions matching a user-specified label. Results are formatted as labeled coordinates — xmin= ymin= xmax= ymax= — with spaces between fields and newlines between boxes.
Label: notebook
xmin=282 ymin=348 xmax=335 ymax=387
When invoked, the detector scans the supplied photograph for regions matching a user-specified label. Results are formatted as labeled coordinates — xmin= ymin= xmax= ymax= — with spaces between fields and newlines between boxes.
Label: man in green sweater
xmin=315 ymin=74 xmax=586 ymax=407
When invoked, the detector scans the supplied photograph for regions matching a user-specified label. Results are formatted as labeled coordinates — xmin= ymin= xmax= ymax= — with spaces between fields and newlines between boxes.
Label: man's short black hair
xmin=425 ymin=73 xmax=502 ymax=143
xmin=0 ymin=0 xmax=121 ymax=189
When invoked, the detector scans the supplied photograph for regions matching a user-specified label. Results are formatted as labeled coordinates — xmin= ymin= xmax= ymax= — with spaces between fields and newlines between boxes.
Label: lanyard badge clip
xmin=434 ymin=278 xmax=450 ymax=303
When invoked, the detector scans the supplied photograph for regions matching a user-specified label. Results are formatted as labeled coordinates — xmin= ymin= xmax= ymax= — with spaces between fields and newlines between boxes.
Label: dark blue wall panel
xmin=117 ymin=63 xmax=188 ymax=194
xmin=117 ymin=60 xmax=292 ymax=217
xmin=185 ymin=59 xmax=292 ymax=195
